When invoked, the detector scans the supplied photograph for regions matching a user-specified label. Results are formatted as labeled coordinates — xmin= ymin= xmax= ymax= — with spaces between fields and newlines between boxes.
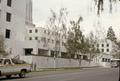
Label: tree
xmin=93 ymin=0 xmax=120 ymax=15
xmin=87 ymin=32 xmax=100 ymax=63
xmin=0 ymin=35 xmax=7 ymax=57
xmin=65 ymin=16 xmax=84 ymax=67
xmin=106 ymin=26 xmax=117 ymax=43
xmin=46 ymin=8 xmax=68 ymax=69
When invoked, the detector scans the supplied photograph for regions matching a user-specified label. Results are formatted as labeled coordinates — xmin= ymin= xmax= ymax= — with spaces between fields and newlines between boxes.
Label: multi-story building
xmin=96 ymin=39 xmax=118 ymax=57
xmin=25 ymin=27 xmax=67 ymax=57
xmin=94 ymin=39 xmax=117 ymax=67
xmin=0 ymin=0 xmax=33 ymax=57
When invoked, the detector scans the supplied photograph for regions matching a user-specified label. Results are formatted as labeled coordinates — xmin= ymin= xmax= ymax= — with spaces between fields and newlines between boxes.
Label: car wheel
xmin=19 ymin=71 xmax=26 ymax=78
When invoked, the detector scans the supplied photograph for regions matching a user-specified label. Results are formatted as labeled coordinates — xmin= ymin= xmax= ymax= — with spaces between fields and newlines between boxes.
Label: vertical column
xmin=48 ymin=49 xmax=51 ymax=56
xmin=32 ymin=48 xmax=38 ymax=55
xmin=26 ymin=0 xmax=33 ymax=24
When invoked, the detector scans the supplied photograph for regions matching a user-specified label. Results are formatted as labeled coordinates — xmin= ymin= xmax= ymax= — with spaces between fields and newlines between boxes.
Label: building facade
xmin=0 ymin=0 xmax=33 ymax=57
xmin=94 ymin=39 xmax=117 ymax=67
xmin=25 ymin=27 xmax=67 ymax=57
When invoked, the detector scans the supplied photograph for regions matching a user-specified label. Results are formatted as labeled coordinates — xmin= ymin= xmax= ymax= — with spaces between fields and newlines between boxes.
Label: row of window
xmin=29 ymin=29 xmax=38 ymax=33
xmin=29 ymin=29 xmax=50 ymax=35
xmin=0 ymin=0 xmax=12 ymax=7
xmin=97 ymin=44 xmax=109 ymax=47
xmin=101 ymin=49 xmax=109 ymax=52
xmin=29 ymin=37 xmax=65 ymax=46
xmin=0 ymin=0 xmax=12 ymax=39
xmin=29 ymin=30 xmax=67 ymax=39
xmin=102 ymin=58 xmax=110 ymax=62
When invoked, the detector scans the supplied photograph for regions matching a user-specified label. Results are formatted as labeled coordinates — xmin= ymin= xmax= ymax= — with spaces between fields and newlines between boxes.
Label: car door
xmin=2 ymin=59 xmax=14 ymax=75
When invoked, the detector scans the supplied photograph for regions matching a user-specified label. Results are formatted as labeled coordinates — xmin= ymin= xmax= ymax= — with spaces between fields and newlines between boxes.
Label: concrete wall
xmin=20 ymin=56 xmax=97 ymax=71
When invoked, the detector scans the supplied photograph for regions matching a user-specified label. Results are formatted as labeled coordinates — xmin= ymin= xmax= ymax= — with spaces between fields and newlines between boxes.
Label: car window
xmin=4 ymin=59 xmax=12 ymax=65
xmin=0 ymin=59 xmax=3 ymax=64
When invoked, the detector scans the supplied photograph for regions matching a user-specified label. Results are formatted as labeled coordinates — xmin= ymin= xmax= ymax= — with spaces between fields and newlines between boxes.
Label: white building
xmin=0 ymin=0 xmax=33 ymax=57
xmin=25 ymin=27 xmax=67 ymax=57
xmin=94 ymin=39 xmax=117 ymax=67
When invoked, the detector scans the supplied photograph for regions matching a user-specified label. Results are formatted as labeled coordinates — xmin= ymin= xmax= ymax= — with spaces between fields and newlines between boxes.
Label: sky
xmin=33 ymin=0 xmax=120 ymax=38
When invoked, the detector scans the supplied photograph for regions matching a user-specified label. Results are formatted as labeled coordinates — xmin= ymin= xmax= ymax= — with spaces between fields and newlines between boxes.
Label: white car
xmin=0 ymin=58 xmax=31 ymax=78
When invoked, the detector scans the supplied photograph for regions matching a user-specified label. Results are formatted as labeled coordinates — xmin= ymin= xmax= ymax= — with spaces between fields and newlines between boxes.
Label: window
xmin=107 ymin=49 xmax=109 ymax=52
xmin=35 ymin=29 xmax=38 ymax=33
xmin=6 ymin=12 xmax=11 ymax=22
xmin=7 ymin=0 xmax=12 ymax=7
xmin=41 ymin=37 xmax=46 ymax=42
xmin=5 ymin=29 xmax=11 ymax=39
xmin=102 ymin=58 xmax=105 ymax=62
xmin=29 ymin=37 xmax=32 ymax=40
xmin=0 ymin=0 xmax=1 ymax=3
xmin=97 ymin=44 xmax=99 ymax=47
xmin=83 ymin=55 xmax=88 ymax=60
xmin=102 ymin=44 xmax=104 ymax=47
xmin=44 ymin=30 xmax=46 ymax=34
xmin=101 ymin=49 xmax=104 ymax=52
xmin=4 ymin=59 xmax=11 ymax=65
xmin=48 ymin=31 xmax=50 ymax=35
xmin=52 ymin=40 xmax=54 ymax=44
xmin=48 ymin=39 xmax=50 ymax=42
xmin=108 ymin=59 xmax=110 ymax=62
xmin=0 ymin=59 xmax=3 ymax=64
xmin=35 ymin=37 xmax=38 ymax=40
xmin=29 ymin=30 xmax=32 ymax=33
xmin=107 ymin=44 xmax=109 ymax=47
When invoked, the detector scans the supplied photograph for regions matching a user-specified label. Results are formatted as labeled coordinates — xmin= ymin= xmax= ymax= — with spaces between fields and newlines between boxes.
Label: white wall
xmin=20 ymin=56 xmax=98 ymax=71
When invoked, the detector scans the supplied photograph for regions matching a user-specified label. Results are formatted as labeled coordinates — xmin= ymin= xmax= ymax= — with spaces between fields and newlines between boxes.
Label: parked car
xmin=111 ymin=59 xmax=120 ymax=68
xmin=0 ymin=58 xmax=31 ymax=78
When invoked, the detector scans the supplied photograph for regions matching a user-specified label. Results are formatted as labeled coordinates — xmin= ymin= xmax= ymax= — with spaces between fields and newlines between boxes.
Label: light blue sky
xmin=33 ymin=0 xmax=120 ymax=37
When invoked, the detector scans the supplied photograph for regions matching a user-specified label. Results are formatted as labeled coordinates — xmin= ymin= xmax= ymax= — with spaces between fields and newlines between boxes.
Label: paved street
xmin=0 ymin=68 xmax=118 ymax=81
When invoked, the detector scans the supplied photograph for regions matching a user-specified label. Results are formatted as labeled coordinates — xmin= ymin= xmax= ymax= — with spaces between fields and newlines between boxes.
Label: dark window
xmin=48 ymin=31 xmax=50 ymax=35
xmin=107 ymin=49 xmax=109 ymax=52
xmin=5 ymin=29 xmax=11 ymax=39
xmin=44 ymin=30 xmax=46 ymax=34
xmin=48 ymin=39 xmax=50 ymax=42
xmin=35 ymin=29 xmax=38 ymax=33
xmin=52 ymin=40 xmax=54 ymax=44
xmin=6 ymin=12 xmax=11 ymax=22
xmin=102 ymin=58 xmax=104 ymax=62
xmin=29 ymin=30 xmax=32 ymax=33
xmin=0 ymin=0 xmax=1 ymax=3
xmin=107 ymin=44 xmax=109 ymax=47
xmin=7 ymin=0 xmax=12 ymax=7
xmin=108 ymin=59 xmax=110 ymax=62
xmin=35 ymin=37 xmax=38 ymax=40
xmin=83 ymin=55 xmax=88 ymax=60
xmin=102 ymin=49 xmax=104 ymax=52
xmin=102 ymin=44 xmax=104 ymax=47
xmin=29 ymin=37 xmax=32 ymax=40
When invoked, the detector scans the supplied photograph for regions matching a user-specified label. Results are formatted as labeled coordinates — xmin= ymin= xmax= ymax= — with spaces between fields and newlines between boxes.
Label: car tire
xmin=19 ymin=70 xmax=26 ymax=78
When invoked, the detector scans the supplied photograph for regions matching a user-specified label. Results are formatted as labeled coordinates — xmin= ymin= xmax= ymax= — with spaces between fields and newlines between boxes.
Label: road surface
xmin=0 ymin=68 xmax=118 ymax=81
